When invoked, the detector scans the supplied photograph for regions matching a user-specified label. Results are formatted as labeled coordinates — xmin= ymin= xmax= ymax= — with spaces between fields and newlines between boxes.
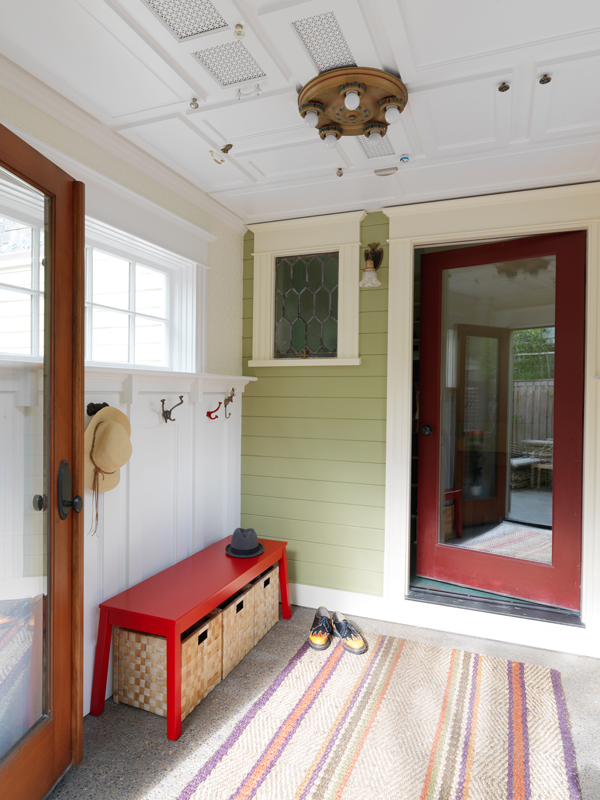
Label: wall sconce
xmin=360 ymin=242 xmax=383 ymax=288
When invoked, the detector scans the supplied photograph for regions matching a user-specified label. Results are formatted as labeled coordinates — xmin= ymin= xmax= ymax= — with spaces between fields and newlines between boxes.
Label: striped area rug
xmin=177 ymin=636 xmax=581 ymax=800
xmin=457 ymin=522 xmax=552 ymax=564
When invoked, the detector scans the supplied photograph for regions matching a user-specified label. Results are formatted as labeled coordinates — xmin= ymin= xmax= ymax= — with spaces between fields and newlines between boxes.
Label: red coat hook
xmin=206 ymin=401 xmax=222 ymax=420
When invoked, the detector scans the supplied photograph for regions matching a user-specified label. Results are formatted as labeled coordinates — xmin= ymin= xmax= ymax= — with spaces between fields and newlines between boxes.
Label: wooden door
xmin=416 ymin=232 xmax=585 ymax=610
xmin=454 ymin=324 xmax=510 ymax=526
xmin=0 ymin=123 xmax=84 ymax=798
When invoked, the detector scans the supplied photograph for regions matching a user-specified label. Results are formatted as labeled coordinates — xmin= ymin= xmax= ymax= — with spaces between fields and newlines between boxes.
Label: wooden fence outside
xmin=512 ymin=379 xmax=554 ymax=448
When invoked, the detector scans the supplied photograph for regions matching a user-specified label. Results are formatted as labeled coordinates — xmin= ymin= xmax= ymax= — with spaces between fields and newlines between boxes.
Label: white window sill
xmin=248 ymin=358 xmax=361 ymax=367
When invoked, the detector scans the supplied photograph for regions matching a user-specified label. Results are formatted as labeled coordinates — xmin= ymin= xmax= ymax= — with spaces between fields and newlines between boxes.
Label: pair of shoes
xmin=308 ymin=607 xmax=367 ymax=655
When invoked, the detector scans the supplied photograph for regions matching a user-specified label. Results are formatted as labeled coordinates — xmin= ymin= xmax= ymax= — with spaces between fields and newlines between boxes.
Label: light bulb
xmin=304 ymin=109 xmax=319 ymax=128
xmin=344 ymin=90 xmax=360 ymax=111
xmin=324 ymin=132 xmax=338 ymax=149
xmin=385 ymin=104 xmax=400 ymax=124
xmin=367 ymin=129 xmax=382 ymax=143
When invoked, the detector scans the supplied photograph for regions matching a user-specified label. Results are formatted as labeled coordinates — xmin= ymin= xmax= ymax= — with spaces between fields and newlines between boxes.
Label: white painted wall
xmin=82 ymin=368 xmax=254 ymax=715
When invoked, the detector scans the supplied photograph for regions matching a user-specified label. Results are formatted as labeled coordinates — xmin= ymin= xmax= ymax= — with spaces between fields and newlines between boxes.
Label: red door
xmin=416 ymin=232 xmax=585 ymax=610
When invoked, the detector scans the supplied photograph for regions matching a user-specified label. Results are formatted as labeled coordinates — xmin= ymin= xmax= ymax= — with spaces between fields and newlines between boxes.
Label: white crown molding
xmin=247 ymin=209 xmax=367 ymax=233
xmin=382 ymin=179 xmax=600 ymax=225
xmin=0 ymin=53 xmax=247 ymax=234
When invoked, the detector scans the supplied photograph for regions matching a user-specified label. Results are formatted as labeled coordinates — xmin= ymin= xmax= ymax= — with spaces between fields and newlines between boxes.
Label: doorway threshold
xmin=407 ymin=577 xmax=583 ymax=627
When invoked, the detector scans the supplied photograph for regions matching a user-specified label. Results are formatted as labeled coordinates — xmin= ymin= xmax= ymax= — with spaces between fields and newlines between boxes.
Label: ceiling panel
xmin=0 ymin=0 xmax=181 ymax=118
xmin=121 ymin=117 xmax=251 ymax=190
xmin=409 ymin=76 xmax=510 ymax=154
xmin=242 ymin=141 xmax=343 ymax=178
xmin=398 ymin=0 xmax=600 ymax=68
xmin=398 ymin=141 xmax=599 ymax=198
xmin=193 ymin=93 xmax=303 ymax=142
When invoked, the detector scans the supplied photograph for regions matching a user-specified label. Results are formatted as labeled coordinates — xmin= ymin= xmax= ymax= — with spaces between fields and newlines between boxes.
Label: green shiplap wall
xmin=241 ymin=212 xmax=388 ymax=596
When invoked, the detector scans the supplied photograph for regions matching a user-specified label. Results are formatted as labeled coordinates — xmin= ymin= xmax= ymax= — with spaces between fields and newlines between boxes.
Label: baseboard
xmin=289 ymin=583 xmax=387 ymax=621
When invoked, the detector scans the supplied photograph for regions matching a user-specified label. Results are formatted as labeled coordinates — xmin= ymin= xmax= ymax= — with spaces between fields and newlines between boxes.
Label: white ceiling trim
xmin=0 ymin=53 xmax=246 ymax=233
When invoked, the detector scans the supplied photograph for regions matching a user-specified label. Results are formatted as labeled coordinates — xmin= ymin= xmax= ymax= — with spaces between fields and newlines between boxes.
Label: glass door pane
xmin=439 ymin=257 xmax=555 ymax=564
xmin=0 ymin=166 xmax=49 ymax=762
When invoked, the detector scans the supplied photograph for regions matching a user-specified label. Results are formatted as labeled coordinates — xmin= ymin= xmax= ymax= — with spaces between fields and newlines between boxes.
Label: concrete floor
xmin=47 ymin=606 xmax=600 ymax=800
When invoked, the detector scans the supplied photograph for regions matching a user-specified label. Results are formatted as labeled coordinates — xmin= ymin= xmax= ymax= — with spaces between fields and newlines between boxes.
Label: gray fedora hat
xmin=225 ymin=528 xmax=264 ymax=558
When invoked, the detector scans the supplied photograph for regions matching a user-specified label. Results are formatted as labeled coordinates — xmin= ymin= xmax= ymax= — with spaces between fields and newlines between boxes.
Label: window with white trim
xmin=86 ymin=248 xmax=170 ymax=367
xmin=84 ymin=220 xmax=198 ymax=372
xmin=0 ymin=173 xmax=200 ymax=372
xmin=248 ymin=211 xmax=364 ymax=367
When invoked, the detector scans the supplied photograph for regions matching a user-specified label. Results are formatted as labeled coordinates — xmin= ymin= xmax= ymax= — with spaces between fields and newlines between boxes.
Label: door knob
xmin=420 ymin=424 xmax=433 ymax=436
xmin=58 ymin=460 xmax=83 ymax=520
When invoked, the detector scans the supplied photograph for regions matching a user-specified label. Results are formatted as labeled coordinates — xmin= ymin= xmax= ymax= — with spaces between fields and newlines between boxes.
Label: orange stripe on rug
xmin=233 ymin=643 xmax=344 ymax=800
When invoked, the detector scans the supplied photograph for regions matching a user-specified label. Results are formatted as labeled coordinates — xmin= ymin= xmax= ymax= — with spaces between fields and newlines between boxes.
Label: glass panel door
xmin=439 ymin=257 xmax=555 ymax=565
xmin=0 ymin=167 xmax=49 ymax=761
xmin=417 ymin=232 xmax=584 ymax=610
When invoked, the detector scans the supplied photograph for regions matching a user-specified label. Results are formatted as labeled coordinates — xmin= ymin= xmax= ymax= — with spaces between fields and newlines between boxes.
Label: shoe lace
xmin=312 ymin=616 xmax=331 ymax=636
xmin=336 ymin=618 xmax=357 ymax=639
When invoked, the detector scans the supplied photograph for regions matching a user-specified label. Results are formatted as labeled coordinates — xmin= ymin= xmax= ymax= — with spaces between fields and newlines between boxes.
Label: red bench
xmin=90 ymin=536 xmax=290 ymax=740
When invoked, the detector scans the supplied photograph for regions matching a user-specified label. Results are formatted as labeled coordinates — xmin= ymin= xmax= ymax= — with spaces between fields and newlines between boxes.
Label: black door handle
xmin=58 ymin=460 xmax=83 ymax=520
xmin=420 ymin=425 xmax=433 ymax=436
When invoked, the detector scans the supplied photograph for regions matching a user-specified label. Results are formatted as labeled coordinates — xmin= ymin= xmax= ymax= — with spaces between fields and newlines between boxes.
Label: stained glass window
xmin=274 ymin=252 xmax=338 ymax=358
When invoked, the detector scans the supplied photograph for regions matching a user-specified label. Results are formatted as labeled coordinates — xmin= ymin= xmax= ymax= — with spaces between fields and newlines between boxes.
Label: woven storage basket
xmin=113 ymin=608 xmax=222 ymax=722
xmin=252 ymin=565 xmax=280 ymax=645
xmin=220 ymin=583 xmax=255 ymax=679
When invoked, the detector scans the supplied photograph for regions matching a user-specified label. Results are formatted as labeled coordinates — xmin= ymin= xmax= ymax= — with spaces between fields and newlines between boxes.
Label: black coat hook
xmin=161 ymin=396 xmax=184 ymax=423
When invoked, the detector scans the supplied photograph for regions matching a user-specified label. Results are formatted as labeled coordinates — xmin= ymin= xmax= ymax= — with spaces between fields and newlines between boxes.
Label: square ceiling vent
xmin=292 ymin=12 xmax=356 ymax=73
xmin=194 ymin=41 xmax=266 ymax=86
xmin=143 ymin=0 xmax=228 ymax=41
xmin=359 ymin=135 xmax=395 ymax=159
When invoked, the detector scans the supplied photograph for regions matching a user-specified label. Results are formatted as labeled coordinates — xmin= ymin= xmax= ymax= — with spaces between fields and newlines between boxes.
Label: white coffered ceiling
xmin=0 ymin=0 xmax=600 ymax=225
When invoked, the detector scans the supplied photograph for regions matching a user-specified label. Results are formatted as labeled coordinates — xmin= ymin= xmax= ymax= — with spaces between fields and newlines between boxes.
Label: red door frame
xmin=416 ymin=231 xmax=585 ymax=610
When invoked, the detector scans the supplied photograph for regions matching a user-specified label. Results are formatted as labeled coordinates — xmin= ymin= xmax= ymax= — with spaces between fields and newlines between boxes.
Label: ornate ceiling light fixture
xmin=298 ymin=67 xmax=407 ymax=149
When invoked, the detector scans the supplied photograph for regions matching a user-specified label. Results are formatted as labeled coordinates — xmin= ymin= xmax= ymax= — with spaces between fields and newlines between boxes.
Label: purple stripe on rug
xmin=518 ymin=662 xmax=532 ymax=800
xmin=177 ymin=640 xmax=311 ymax=800
xmin=550 ymin=669 xmax=583 ymax=800
xmin=455 ymin=653 xmax=480 ymax=800
xmin=298 ymin=636 xmax=388 ymax=800
xmin=229 ymin=641 xmax=348 ymax=800
xmin=507 ymin=662 xmax=515 ymax=800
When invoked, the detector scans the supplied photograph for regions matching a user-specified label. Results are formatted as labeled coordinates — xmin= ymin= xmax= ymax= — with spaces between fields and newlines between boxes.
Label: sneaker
xmin=308 ymin=606 xmax=333 ymax=650
xmin=332 ymin=611 xmax=367 ymax=654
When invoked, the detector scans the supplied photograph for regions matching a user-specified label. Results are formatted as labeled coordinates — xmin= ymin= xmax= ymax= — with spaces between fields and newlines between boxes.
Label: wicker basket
xmin=220 ymin=583 xmax=255 ymax=679
xmin=112 ymin=609 xmax=222 ymax=722
xmin=252 ymin=565 xmax=280 ymax=645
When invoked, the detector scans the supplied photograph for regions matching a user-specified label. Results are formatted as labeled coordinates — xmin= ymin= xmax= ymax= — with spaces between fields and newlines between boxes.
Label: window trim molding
xmin=84 ymin=219 xmax=201 ymax=373
xmin=247 ymin=211 xmax=365 ymax=367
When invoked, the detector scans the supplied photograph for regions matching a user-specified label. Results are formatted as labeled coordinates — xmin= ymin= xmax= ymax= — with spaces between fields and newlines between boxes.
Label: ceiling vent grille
xmin=359 ymin=135 xmax=395 ymax=159
xmin=143 ymin=0 xmax=228 ymax=40
xmin=292 ymin=12 xmax=356 ymax=73
xmin=194 ymin=41 xmax=266 ymax=86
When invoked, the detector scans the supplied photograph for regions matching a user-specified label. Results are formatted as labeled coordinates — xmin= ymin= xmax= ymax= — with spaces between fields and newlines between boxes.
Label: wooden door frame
xmin=416 ymin=231 xmax=585 ymax=610
xmin=454 ymin=323 xmax=510 ymax=526
xmin=0 ymin=122 xmax=84 ymax=797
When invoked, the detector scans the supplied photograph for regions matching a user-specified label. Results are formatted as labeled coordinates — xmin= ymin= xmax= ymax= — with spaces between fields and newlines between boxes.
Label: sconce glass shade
xmin=304 ymin=109 xmax=319 ymax=128
xmin=324 ymin=132 xmax=338 ymax=149
xmin=359 ymin=260 xmax=382 ymax=288
xmin=385 ymin=104 xmax=401 ymax=124
xmin=367 ymin=129 xmax=382 ymax=143
xmin=344 ymin=90 xmax=360 ymax=110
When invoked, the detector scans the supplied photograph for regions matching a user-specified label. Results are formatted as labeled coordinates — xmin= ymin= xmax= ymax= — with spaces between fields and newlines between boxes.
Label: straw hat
xmin=84 ymin=407 xmax=132 ymax=493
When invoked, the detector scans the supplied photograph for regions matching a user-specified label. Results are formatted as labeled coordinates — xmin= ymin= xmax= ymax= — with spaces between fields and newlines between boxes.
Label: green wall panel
xmin=241 ymin=212 xmax=389 ymax=596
